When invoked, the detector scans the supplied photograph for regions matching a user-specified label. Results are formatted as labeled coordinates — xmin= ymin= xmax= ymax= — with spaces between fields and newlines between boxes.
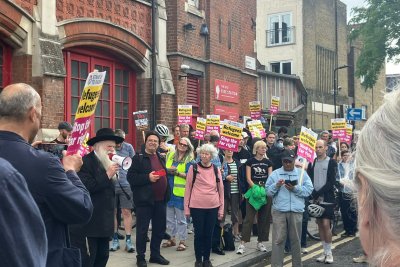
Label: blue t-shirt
xmin=115 ymin=142 xmax=135 ymax=187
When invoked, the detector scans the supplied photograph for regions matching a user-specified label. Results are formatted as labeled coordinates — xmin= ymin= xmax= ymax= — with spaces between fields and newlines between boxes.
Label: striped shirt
xmin=227 ymin=161 xmax=239 ymax=194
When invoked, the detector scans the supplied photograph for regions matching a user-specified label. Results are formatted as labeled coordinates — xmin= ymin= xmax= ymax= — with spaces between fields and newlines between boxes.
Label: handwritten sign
xmin=133 ymin=110 xmax=149 ymax=131
xmin=270 ymin=96 xmax=280 ymax=115
xmin=67 ymin=70 xmax=106 ymax=155
xmin=297 ymin=126 xmax=318 ymax=163
xmin=218 ymin=120 xmax=244 ymax=152
xmin=249 ymin=101 xmax=261 ymax=120
xmin=195 ymin=117 xmax=206 ymax=140
xmin=178 ymin=105 xmax=192 ymax=125
xmin=247 ymin=120 xmax=266 ymax=138
xmin=331 ymin=118 xmax=346 ymax=140
xmin=206 ymin=115 xmax=220 ymax=134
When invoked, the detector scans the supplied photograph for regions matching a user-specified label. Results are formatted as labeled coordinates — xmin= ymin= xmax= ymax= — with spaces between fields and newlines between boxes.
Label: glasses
xmin=179 ymin=142 xmax=188 ymax=147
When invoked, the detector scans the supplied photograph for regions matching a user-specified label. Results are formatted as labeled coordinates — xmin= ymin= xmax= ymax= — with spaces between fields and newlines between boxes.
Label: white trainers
xmin=316 ymin=254 xmax=326 ymax=262
xmin=325 ymin=253 xmax=334 ymax=264
xmin=236 ymin=244 xmax=245 ymax=254
xmin=301 ymin=247 xmax=309 ymax=254
xmin=257 ymin=242 xmax=267 ymax=252
xmin=353 ymin=254 xmax=368 ymax=263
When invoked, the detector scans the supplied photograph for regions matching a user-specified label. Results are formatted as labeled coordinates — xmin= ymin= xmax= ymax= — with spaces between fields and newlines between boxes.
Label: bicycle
xmin=306 ymin=203 xmax=341 ymax=241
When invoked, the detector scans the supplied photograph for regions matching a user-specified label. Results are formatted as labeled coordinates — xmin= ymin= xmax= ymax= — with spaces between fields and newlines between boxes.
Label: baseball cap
xmin=58 ymin=121 xmax=73 ymax=132
xmin=281 ymin=149 xmax=295 ymax=162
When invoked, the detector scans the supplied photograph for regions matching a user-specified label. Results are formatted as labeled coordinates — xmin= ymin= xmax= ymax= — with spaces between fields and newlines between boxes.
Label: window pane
xmin=72 ymin=80 xmax=79 ymax=96
xmin=271 ymin=63 xmax=280 ymax=73
xmin=123 ymin=70 xmax=129 ymax=86
xmin=115 ymin=119 xmax=121 ymax=130
xmin=123 ymin=103 xmax=129 ymax=117
xmin=282 ymin=62 xmax=291 ymax=75
xmin=123 ymin=87 xmax=129 ymax=101
xmin=115 ymin=86 xmax=121 ymax=101
xmin=95 ymin=64 xmax=102 ymax=72
xmin=103 ymin=101 xmax=110 ymax=116
xmin=80 ymin=62 xmax=88 ymax=78
xmin=95 ymin=102 xmax=101 ymax=116
xmin=80 ymin=80 xmax=85 ymax=93
xmin=103 ymin=118 xmax=110 ymax=128
xmin=72 ymin=98 xmax=79 ymax=113
xmin=102 ymin=85 xmax=110 ymax=99
xmin=123 ymin=119 xmax=129 ymax=133
xmin=95 ymin=117 xmax=101 ymax=130
xmin=104 ymin=67 xmax=110 ymax=83
xmin=72 ymin=61 xmax=79 ymax=77
xmin=115 ymin=69 xmax=122 ymax=84
xmin=115 ymin=102 xmax=121 ymax=116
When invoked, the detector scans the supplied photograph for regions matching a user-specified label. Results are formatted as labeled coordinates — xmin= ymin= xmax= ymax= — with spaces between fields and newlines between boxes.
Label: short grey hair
xmin=114 ymin=129 xmax=126 ymax=139
xmin=196 ymin=143 xmax=218 ymax=159
xmin=355 ymin=89 xmax=400 ymax=266
xmin=179 ymin=124 xmax=190 ymax=130
xmin=0 ymin=83 xmax=41 ymax=122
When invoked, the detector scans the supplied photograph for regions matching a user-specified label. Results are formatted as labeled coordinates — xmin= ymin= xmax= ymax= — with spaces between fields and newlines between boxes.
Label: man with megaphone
xmin=70 ymin=128 xmax=123 ymax=267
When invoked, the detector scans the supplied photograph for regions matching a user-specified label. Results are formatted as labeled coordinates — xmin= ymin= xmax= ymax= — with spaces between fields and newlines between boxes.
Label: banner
xmin=218 ymin=120 xmax=244 ymax=152
xmin=67 ymin=70 xmax=107 ymax=155
xmin=215 ymin=79 xmax=239 ymax=103
xmin=297 ymin=126 xmax=318 ymax=163
xmin=133 ymin=110 xmax=149 ymax=131
xmin=194 ymin=117 xmax=206 ymax=140
xmin=343 ymin=124 xmax=353 ymax=144
xmin=247 ymin=120 xmax=266 ymax=138
xmin=270 ymin=96 xmax=280 ymax=115
xmin=249 ymin=101 xmax=261 ymax=120
xmin=178 ymin=105 xmax=192 ymax=125
xmin=331 ymin=118 xmax=346 ymax=140
xmin=206 ymin=115 xmax=220 ymax=134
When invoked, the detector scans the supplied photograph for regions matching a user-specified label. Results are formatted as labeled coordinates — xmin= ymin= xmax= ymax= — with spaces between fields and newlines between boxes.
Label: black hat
xmin=58 ymin=121 xmax=73 ymax=132
xmin=87 ymin=128 xmax=124 ymax=146
xmin=281 ymin=149 xmax=295 ymax=162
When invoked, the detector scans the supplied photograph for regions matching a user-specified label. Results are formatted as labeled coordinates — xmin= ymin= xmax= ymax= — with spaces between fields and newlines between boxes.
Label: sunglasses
xmin=179 ymin=142 xmax=188 ymax=147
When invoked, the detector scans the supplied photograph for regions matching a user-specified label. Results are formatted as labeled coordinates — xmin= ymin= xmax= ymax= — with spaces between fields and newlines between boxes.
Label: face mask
xmin=276 ymin=142 xmax=283 ymax=149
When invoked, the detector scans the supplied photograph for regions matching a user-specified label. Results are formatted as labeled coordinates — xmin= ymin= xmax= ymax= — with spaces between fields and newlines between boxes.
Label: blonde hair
xmin=252 ymin=140 xmax=267 ymax=156
xmin=355 ymin=89 xmax=400 ymax=266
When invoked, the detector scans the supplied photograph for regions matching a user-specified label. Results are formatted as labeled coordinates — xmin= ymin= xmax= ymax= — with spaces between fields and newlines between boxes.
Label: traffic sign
xmin=347 ymin=108 xmax=363 ymax=121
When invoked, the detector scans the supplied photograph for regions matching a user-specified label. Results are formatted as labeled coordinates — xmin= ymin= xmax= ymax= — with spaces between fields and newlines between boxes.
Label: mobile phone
xmin=153 ymin=169 xmax=167 ymax=176
xmin=285 ymin=180 xmax=298 ymax=186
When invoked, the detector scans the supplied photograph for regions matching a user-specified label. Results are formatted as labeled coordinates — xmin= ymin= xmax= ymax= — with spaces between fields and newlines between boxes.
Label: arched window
xmin=0 ymin=41 xmax=12 ymax=93
xmin=64 ymin=49 xmax=137 ymax=145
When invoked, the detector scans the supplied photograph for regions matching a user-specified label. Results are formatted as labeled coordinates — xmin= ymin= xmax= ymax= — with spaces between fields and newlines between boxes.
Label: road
xmin=251 ymin=234 xmax=367 ymax=267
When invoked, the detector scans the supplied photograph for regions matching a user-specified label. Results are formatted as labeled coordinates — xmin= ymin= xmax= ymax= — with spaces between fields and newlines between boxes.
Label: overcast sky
xmin=341 ymin=0 xmax=399 ymax=74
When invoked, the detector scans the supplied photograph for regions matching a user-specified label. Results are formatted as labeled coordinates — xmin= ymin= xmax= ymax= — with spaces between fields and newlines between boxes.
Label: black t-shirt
xmin=233 ymin=148 xmax=252 ymax=162
xmin=245 ymin=157 xmax=273 ymax=183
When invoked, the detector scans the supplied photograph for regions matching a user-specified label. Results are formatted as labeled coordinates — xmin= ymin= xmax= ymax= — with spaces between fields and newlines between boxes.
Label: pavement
xmin=107 ymin=222 xmax=271 ymax=267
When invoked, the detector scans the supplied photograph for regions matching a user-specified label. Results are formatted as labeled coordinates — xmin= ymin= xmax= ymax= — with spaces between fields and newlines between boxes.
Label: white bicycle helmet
xmin=308 ymin=204 xmax=325 ymax=218
xmin=155 ymin=124 xmax=170 ymax=137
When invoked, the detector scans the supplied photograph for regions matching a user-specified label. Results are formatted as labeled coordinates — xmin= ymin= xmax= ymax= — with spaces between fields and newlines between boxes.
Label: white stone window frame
xmin=188 ymin=0 xmax=199 ymax=8
xmin=269 ymin=60 xmax=293 ymax=75
xmin=267 ymin=12 xmax=294 ymax=46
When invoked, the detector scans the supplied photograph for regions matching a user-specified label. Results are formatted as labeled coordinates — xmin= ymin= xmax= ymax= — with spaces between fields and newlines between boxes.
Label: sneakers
xmin=301 ymin=247 xmax=309 ymax=254
xmin=110 ymin=238 xmax=120 ymax=251
xmin=257 ymin=242 xmax=267 ymax=252
xmin=126 ymin=238 xmax=135 ymax=253
xmin=325 ymin=253 xmax=334 ymax=264
xmin=236 ymin=244 xmax=245 ymax=254
xmin=353 ymin=254 xmax=368 ymax=263
xmin=234 ymin=235 xmax=241 ymax=242
xmin=316 ymin=254 xmax=326 ymax=262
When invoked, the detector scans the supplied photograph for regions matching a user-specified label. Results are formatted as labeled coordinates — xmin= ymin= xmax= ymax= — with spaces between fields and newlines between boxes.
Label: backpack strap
xmin=188 ymin=163 xmax=198 ymax=207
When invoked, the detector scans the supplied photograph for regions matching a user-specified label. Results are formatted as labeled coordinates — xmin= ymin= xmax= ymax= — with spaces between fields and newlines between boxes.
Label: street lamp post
xmin=333 ymin=65 xmax=351 ymax=118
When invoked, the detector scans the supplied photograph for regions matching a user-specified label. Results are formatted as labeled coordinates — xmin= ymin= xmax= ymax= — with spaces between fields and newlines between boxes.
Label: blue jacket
xmin=266 ymin=167 xmax=313 ymax=213
xmin=0 ymin=131 xmax=93 ymax=267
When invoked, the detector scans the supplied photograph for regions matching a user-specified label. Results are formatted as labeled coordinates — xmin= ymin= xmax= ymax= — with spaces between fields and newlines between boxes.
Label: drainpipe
xmin=151 ymin=0 xmax=158 ymax=129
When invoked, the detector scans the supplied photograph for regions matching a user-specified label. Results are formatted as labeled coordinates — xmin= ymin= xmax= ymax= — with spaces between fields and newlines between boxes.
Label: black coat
xmin=77 ymin=152 xmax=115 ymax=237
xmin=0 ymin=131 xmax=93 ymax=267
xmin=127 ymin=152 xmax=170 ymax=207
xmin=307 ymin=157 xmax=338 ymax=204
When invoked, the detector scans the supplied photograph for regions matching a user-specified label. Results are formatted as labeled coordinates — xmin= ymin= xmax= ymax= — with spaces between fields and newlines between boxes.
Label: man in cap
xmin=0 ymin=83 xmax=93 ymax=267
xmin=266 ymin=149 xmax=313 ymax=267
xmin=70 ymin=128 xmax=123 ymax=267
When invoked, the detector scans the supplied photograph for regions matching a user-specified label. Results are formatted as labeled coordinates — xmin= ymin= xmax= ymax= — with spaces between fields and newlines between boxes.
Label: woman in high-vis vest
xmin=162 ymin=137 xmax=194 ymax=251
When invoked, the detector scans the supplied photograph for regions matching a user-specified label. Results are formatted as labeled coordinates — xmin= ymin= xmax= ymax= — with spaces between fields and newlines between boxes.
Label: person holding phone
xmin=266 ymin=149 xmax=314 ymax=267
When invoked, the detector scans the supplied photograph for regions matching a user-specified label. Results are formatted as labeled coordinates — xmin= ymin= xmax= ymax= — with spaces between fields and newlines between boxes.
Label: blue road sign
xmin=347 ymin=108 xmax=363 ymax=121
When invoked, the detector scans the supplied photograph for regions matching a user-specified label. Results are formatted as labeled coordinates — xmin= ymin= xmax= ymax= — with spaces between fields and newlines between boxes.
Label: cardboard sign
xmin=67 ymin=70 xmax=107 ymax=155
xmin=331 ymin=118 xmax=346 ymax=140
xmin=297 ymin=126 xmax=318 ymax=163
xmin=133 ymin=110 xmax=149 ymax=131
xmin=178 ymin=105 xmax=192 ymax=125
xmin=206 ymin=115 xmax=220 ymax=134
xmin=249 ymin=101 xmax=261 ymax=120
xmin=270 ymin=96 xmax=280 ymax=115
xmin=218 ymin=120 xmax=244 ymax=152
xmin=247 ymin=120 xmax=266 ymax=138
xmin=343 ymin=124 xmax=353 ymax=144
xmin=194 ymin=117 xmax=206 ymax=140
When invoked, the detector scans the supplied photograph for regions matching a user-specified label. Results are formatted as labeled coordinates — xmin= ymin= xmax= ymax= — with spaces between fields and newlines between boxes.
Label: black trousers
xmin=191 ymin=207 xmax=218 ymax=262
xmin=136 ymin=201 xmax=166 ymax=258
xmin=339 ymin=192 xmax=358 ymax=234
xmin=70 ymin=231 xmax=109 ymax=267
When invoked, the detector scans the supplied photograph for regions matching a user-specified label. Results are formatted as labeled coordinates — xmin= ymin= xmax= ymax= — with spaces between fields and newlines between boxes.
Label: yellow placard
xmin=206 ymin=115 xmax=220 ymax=127
xmin=300 ymin=130 xmax=317 ymax=149
xmin=178 ymin=105 xmax=192 ymax=116
xmin=271 ymin=96 xmax=280 ymax=107
xmin=196 ymin=118 xmax=206 ymax=131
xmin=75 ymin=85 xmax=103 ymax=119
xmin=249 ymin=101 xmax=261 ymax=112
xmin=221 ymin=123 xmax=242 ymax=139
xmin=331 ymin=118 xmax=346 ymax=130
xmin=346 ymin=124 xmax=353 ymax=135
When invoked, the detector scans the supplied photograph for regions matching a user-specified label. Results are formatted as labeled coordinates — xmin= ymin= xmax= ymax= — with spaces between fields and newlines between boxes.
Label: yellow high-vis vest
xmin=166 ymin=152 xmax=187 ymax=197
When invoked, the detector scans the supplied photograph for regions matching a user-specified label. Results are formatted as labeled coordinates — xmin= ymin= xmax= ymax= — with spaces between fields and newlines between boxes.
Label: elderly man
xmin=266 ymin=149 xmax=313 ymax=267
xmin=0 ymin=83 xmax=93 ymax=267
xmin=128 ymin=131 xmax=170 ymax=267
xmin=70 ymin=128 xmax=123 ymax=267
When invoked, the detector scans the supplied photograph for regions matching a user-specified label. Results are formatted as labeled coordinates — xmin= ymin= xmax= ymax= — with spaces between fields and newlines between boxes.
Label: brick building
xmin=164 ymin=0 xmax=258 ymax=126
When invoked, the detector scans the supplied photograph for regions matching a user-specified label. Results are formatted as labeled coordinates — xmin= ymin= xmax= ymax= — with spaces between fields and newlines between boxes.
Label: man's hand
xmin=62 ymin=151 xmax=83 ymax=172
xmin=167 ymin=166 xmax=177 ymax=175
xmin=276 ymin=179 xmax=285 ymax=188
xmin=31 ymin=140 xmax=43 ymax=148
xmin=149 ymin=171 xmax=160 ymax=182
xmin=284 ymin=183 xmax=295 ymax=191
xmin=226 ymin=174 xmax=234 ymax=182
xmin=106 ymin=163 xmax=119 ymax=179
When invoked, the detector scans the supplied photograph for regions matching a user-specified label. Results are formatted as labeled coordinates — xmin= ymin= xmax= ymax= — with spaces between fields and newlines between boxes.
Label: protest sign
xmin=297 ymin=126 xmax=318 ymax=163
xmin=249 ymin=101 xmax=261 ymax=120
xmin=343 ymin=124 xmax=353 ymax=144
xmin=247 ymin=120 xmax=266 ymax=138
xmin=331 ymin=118 xmax=346 ymax=140
xmin=67 ymin=70 xmax=106 ymax=155
xmin=218 ymin=120 xmax=244 ymax=152
xmin=270 ymin=96 xmax=280 ymax=115
xmin=194 ymin=117 xmax=206 ymax=140
xmin=206 ymin=115 xmax=220 ymax=134
xmin=178 ymin=105 xmax=192 ymax=125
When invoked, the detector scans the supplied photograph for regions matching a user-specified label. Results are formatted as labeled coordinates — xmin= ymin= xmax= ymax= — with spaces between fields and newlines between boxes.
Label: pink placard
xmin=195 ymin=129 xmax=205 ymax=140
xmin=214 ymin=79 xmax=239 ymax=103
xmin=297 ymin=143 xmax=315 ymax=163
xmin=250 ymin=111 xmax=261 ymax=120
xmin=269 ymin=106 xmax=278 ymax=115
xmin=217 ymin=135 xmax=240 ymax=152
xmin=67 ymin=117 xmax=92 ymax=156
xmin=332 ymin=129 xmax=346 ymax=140
xmin=178 ymin=116 xmax=192 ymax=125
xmin=206 ymin=125 xmax=220 ymax=134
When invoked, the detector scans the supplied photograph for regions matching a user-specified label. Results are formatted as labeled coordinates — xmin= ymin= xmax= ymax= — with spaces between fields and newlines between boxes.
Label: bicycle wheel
xmin=306 ymin=217 xmax=321 ymax=240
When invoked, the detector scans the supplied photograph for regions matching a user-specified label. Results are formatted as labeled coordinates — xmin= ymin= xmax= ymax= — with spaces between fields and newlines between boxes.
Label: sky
xmin=341 ymin=0 xmax=400 ymax=74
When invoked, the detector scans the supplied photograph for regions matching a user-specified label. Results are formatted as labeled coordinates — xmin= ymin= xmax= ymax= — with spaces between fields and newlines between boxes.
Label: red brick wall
xmin=11 ymin=55 xmax=32 ymax=85
xmin=13 ymin=0 xmax=37 ymax=15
